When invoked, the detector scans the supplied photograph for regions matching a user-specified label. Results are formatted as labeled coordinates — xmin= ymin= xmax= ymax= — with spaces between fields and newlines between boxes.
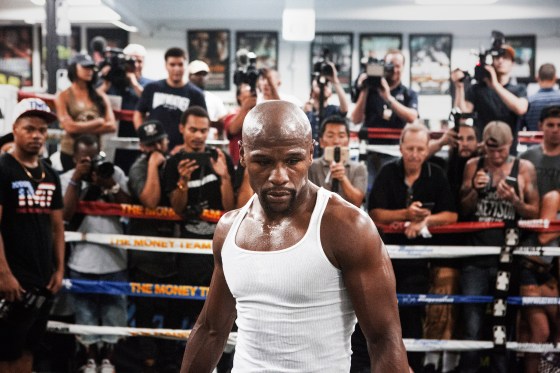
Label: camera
xmin=0 ymin=288 xmax=49 ymax=320
xmin=312 ymin=49 xmax=337 ymax=83
xmin=179 ymin=148 xmax=218 ymax=169
xmin=91 ymin=152 xmax=115 ymax=179
xmin=98 ymin=47 xmax=136 ymax=89
xmin=472 ymin=30 xmax=506 ymax=83
xmin=233 ymin=49 xmax=260 ymax=93
xmin=364 ymin=57 xmax=394 ymax=88
xmin=351 ymin=57 xmax=395 ymax=102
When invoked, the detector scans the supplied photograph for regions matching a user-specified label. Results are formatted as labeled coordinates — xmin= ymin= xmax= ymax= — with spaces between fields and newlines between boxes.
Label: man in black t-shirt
xmin=134 ymin=47 xmax=207 ymax=150
xmin=452 ymin=44 xmax=528 ymax=154
xmin=163 ymin=106 xmax=234 ymax=326
xmin=356 ymin=123 xmax=457 ymax=373
xmin=0 ymin=98 xmax=64 ymax=371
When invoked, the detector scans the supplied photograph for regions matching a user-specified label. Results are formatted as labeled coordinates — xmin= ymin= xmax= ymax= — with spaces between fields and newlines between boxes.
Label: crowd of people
xmin=0 ymin=40 xmax=559 ymax=373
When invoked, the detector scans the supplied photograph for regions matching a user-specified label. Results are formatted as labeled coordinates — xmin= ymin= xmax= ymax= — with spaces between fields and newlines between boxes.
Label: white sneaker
xmin=99 ymin=359 xmax=116 ymax=373
xmin=81 ymin=359 xmax=97 ymax=373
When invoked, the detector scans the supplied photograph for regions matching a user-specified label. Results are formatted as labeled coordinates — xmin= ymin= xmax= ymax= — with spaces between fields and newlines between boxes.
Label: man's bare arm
xmin=180 ymin=212 xmax=238 ymax=373
xmin=324 ymin=202 xmax=409 ymax=372
xmin=47 ymin=209 xmax=65 ymax=293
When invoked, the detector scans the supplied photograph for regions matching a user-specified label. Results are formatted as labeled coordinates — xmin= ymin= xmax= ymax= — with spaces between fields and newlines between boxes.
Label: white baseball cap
xmin=12 ymin=98 xmax=58 ymax=126
xmin=188 ymin=60 xmax=210 ymax=75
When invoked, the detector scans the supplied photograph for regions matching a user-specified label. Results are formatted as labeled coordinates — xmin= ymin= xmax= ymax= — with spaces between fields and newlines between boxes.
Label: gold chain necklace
xmin=12 ymin=154 xmax=45 ymax=183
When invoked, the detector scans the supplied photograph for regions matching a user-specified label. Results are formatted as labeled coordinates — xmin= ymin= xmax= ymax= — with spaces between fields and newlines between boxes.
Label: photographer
xmin=97 ymin=44 xmax=151 ymax=110
xmin=305 ymin=61 xmax=349 ymax=154
xmin=308 ymin=115 xmax=366 ymax=207
xmin=452 ymin=43 xmax=528 ymax=154
xmin=60 ymin=134 xmax=131 ymax=373
xmin=351 ymin=49 xmax=418 ymax=132
xmin=127 ymin=120 xmax=182 ymax=371
xmin=351 ymin=49 xmax=419 ymax=187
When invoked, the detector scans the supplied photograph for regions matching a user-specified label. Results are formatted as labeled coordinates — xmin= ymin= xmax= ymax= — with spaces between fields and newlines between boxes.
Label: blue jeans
xmin=69 ymin=269 xmax=128 ymax=346
xmin=460 ymin=264 xmax=508 ymax=373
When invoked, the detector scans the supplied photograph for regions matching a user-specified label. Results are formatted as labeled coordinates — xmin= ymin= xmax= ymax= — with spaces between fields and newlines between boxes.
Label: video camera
xmin=233 ymin=49 xmax=260 ymax=93
xmin=472 ymin=30 xmax=506 ymax=83
xmin=351 ymin=57 xmax=394 ymax=102
xmin=99 ymin=47 xmax=136 ymax=89
xmin=312 ymin=49 xmax=337 ymax=83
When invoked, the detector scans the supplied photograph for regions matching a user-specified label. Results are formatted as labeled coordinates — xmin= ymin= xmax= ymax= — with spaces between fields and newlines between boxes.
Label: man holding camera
xmin=127 ymin=120 xmax=183 ymax=371
xmin=351 ymin=49 xmax=419 ymax=190
xmin=60 ymin=134 xmax=131 ymax=373
xmin=134 ymin=47 xmax=207 ymax=151
xmin=0 ymin=98 xmax=64 ymax=373
xmin=352 ymin=49 xmax=419 ymax=131
xmin=452 ymin=44 xmax=528 ymax=154
xmin=308 ymin=115 xmax=366 ymax=207
xmin=163 ymin=106 xmax=234 ymax=325
xmin=459 ymin=121 xmax=539 ymax=373
xmin=305 ymin=61 xmax=349 ymax=156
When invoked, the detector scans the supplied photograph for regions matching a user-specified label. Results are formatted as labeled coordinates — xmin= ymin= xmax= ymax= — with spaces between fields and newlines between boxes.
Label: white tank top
xmin=222 ymin=188 xmax=357 ymax=373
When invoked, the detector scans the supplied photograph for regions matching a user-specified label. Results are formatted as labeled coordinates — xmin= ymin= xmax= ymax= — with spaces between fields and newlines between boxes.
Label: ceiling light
xmin=30 ymin=0 xmax=46 ymax=5
xmin=282 ymin=8 xmax=315 ymax=42
xmin=68 ymin=5 xmax=120 ymax=22
xmin=416 ymin=0 xmax=498 ymax=4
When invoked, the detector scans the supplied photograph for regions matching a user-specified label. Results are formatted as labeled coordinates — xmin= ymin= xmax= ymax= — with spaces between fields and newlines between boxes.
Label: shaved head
xmin=242 ymin=100 xmax=312 ymax=149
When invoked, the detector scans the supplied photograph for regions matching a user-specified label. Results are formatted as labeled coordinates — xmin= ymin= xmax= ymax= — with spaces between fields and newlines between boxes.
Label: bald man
xmin=180 ymin=101 xmax=408 ymax=373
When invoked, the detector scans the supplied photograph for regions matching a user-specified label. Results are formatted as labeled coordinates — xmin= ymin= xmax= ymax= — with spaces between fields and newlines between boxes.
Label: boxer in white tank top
xmin=180 ymin=100 xmax=408 ymax=373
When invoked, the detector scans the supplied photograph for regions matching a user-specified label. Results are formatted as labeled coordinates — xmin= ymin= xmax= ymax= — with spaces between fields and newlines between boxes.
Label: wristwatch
xmin=102 ymin=183 xmax=121 ymax=195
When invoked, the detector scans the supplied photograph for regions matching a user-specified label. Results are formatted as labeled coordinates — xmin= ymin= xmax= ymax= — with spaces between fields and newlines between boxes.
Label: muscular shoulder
xmin=321 ymin=194 xmax=380 ymax=267
xmin=213 ymin=209 xmax=243 ymax=257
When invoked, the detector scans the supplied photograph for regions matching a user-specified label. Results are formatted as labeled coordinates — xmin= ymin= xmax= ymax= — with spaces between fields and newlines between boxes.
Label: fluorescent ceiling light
xmin=282 ymin=8 xmax=315 ymax=41
xmin=112 ymin=20 xmax=138 ymax=32
xmin=68 ymin=5 xmax=120 ymax=22
xmin=416 ymin=0 xmax=498 ymax=4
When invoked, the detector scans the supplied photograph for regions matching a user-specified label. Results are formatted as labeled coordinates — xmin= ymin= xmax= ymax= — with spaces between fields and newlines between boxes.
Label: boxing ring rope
xmin=51 ymin=201 xmax=560 ymax=353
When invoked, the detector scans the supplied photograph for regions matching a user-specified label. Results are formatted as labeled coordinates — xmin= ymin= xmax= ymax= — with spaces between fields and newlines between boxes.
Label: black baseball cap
xmin=69 ymin=53 xmax=96 ymax=67
xmin=138 ymin=119 xmax=167 ymax=145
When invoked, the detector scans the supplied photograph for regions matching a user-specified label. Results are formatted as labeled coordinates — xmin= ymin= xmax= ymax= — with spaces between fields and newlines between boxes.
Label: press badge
xmin=383 ymin=106 xmax=393 ymax=121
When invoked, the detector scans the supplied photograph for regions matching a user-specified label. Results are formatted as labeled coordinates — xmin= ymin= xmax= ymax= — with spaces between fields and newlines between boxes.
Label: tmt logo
xmin=13 ymin=180 xmax=55 ymax=208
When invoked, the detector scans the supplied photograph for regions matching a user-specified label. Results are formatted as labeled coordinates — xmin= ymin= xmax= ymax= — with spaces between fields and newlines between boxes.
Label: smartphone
xmin=505 ymin=176 xmax=518 ymax=189
xmin=422 ymin=202 xmax=435 ymax=211
xmin=323 ymin=146 xmax=350 ymax=163
xmin=180 ymin=152 xmax=211 ymax=168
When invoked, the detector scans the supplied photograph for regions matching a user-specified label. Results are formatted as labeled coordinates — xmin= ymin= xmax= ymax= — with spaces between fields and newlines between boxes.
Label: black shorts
xmin=0 ymin=290 xmax=53 ymax=361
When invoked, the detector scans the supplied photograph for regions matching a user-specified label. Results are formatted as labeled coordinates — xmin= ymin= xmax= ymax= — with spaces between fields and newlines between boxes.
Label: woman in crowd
xmin=54 ymin=53 xmax=116 ymax=171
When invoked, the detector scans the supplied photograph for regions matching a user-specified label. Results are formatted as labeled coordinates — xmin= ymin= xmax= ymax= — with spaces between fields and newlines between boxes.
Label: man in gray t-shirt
xmin=308 ymin=115 xmax=367 ymax=207
xmin=520 ymin=105 xmax=560 ymax=196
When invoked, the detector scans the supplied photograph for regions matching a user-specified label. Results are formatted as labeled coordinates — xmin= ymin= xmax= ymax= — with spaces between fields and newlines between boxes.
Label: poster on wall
xmin=188 ymin=30 xmax=230 ymax=91
xmin=409 ymin=33 xmax=452 ymax=95
xmin=0 ymin=26 xmax=33 ymax=87
xmin=506 ymin=35 xmax=536 ymax=83
xmin=359 ymin=33 xmax=402 ymax=65
xmin=310 ymin=33 xmax=353 ymax=93
xmin=86 ymin=28 xmax=129 ymax=64
xmin=235 ymin=31 xmax=278 ymax=70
